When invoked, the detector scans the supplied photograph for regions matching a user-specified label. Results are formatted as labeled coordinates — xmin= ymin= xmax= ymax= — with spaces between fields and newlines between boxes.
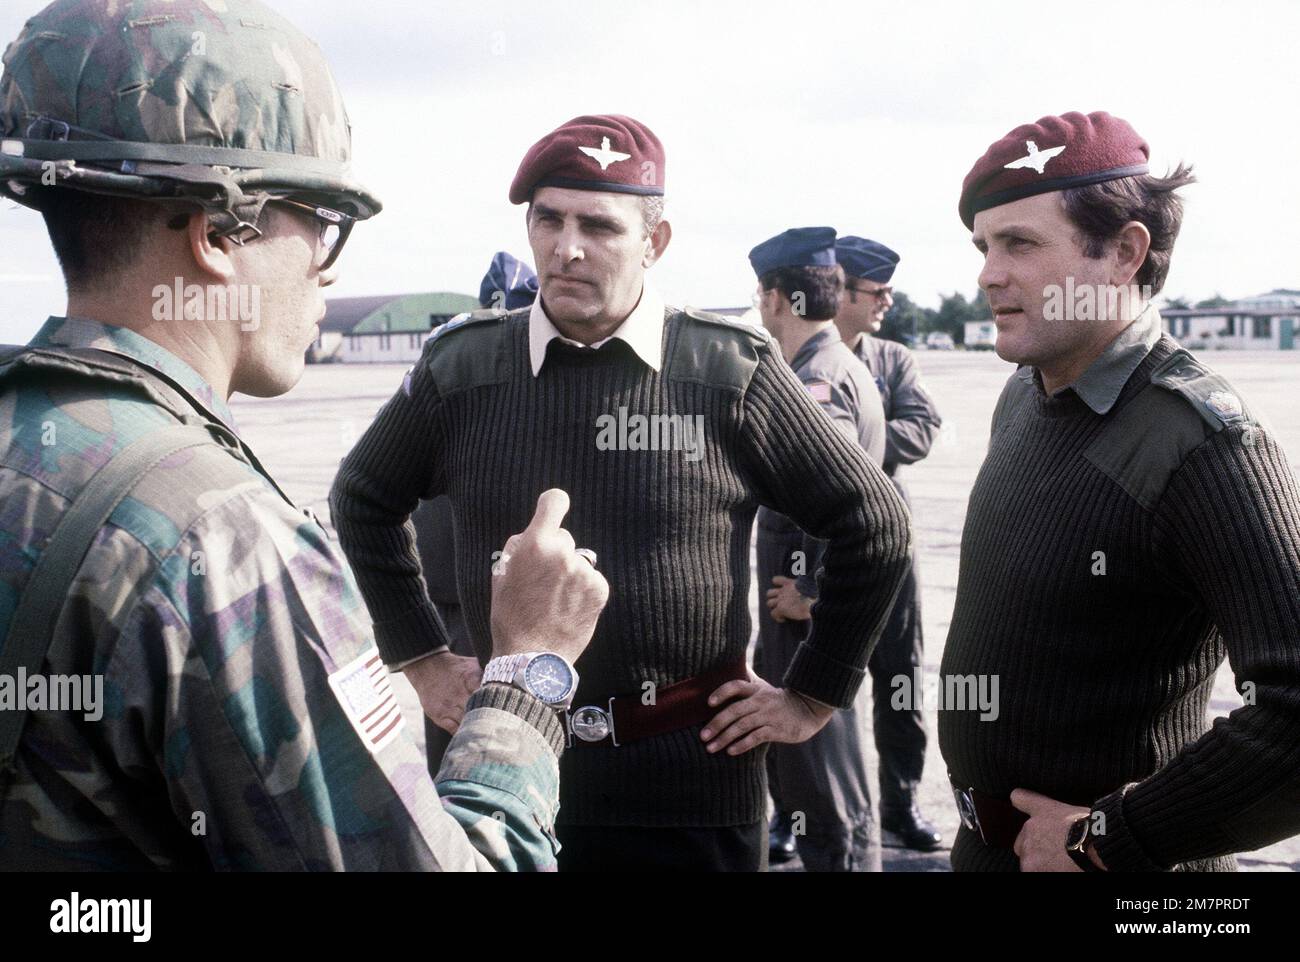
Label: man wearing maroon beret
xmin=941 ymin=110 xmax=1300 ymax=871
xmin=332 ymin=114 xmax=910 ymax=870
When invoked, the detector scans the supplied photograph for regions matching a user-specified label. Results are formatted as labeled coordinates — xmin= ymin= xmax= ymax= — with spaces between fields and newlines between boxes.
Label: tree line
xmin=879 ymin=291 xmax=1233 ymax=346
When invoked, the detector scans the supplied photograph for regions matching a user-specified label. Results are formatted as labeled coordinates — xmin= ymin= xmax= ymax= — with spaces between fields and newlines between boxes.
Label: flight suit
xmin=851 ymin=334 xmax=942 ymax=822
xmin=755 ymin=325 xmax=891 ymax=871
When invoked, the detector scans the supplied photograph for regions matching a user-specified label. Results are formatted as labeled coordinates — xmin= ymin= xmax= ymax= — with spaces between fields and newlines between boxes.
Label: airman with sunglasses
xmin=833 ymin=236 xmax=944 ymax=853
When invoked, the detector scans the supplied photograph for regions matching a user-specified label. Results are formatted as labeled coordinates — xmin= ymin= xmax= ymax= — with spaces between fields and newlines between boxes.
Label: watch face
xmin=523 ymin=654 xmax=574 ymax=704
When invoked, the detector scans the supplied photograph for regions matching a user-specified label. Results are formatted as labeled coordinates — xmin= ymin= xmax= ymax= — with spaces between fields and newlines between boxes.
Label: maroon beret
xmin=509 ymin=114 xmax=665 ymax=205
xmin=958 ymin=111 xmax=1149 ymax=230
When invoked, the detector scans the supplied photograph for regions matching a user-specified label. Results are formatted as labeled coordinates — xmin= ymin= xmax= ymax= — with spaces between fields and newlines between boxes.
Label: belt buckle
xmin=952 ymin=785 xmax=983 ymax=839
xmin=567 ymin=697 xmax=619 ymax=747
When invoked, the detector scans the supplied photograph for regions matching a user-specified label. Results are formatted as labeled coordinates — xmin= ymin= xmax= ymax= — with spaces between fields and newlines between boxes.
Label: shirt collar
xmin=789 ymin=325 xmax=840 ymax=371
xmin=1017 ymin=304 xmax=1162 ymax=415
xmin=28 ymin=316 xmax=239 ymax=430
xmin=528 ymin=283 xmax=665 ymax=377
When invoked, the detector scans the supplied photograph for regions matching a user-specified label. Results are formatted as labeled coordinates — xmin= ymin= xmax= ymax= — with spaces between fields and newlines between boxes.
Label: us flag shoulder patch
xmin=805 ymin=380 xmax=832 ymax=404
xmin=327 ymin=647 xmax=405 ymax=755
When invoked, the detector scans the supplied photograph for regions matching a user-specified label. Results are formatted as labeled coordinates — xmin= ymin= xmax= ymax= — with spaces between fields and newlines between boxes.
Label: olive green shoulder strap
xmin=666 ymin=307 xmax=769 ymax=392
xmin=423 ymin=308 xmax=515 ymax=394
xmin=1081 ymin=349 xmax=1243 ymax=513
xmin=1146 ymin=347 xmax=1252 ymax=432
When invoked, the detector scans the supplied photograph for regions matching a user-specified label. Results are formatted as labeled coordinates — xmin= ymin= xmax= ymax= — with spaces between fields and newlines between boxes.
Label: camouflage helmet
xmin=0 ymin=0 xmax=381 ymax=240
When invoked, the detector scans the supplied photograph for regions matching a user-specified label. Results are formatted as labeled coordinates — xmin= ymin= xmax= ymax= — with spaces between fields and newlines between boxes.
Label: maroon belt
xmin=949 ymin=774 xmax=1028 ymax=849
xmin=565 ymin=658 xmax=749 ymax=747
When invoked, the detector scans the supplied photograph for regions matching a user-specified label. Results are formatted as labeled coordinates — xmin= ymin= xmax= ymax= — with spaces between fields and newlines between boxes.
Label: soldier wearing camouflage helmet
xmin=0 ymin=0 xmax=607 ymax=871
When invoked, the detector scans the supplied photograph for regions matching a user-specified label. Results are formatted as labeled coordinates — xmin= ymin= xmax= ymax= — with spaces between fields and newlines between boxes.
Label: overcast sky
xmin=3 ymin=0 xmax=1298 ymax=344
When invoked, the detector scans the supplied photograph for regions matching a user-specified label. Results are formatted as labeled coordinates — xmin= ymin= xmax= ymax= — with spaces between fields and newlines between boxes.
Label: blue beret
xmin=479 ymin=251 xmax=539 ymax=310
xmin=749 ymin=226 xmax=837 ymax=278
xmin=835 ymin=236 xmax=899 ymax=283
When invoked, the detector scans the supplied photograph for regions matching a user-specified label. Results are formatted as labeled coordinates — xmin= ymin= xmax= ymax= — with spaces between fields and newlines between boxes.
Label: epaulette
xmin=680 ymin=306 xmax=771 ymax=344
xmin=423 ymin=307 xmax=516 ymax=395
xmin=426 ymin=307 xmax=509 ymax=346
xmin=1148 ymin=348 xmax=1251 ymax=432
xmin=667 ymin=307 xmax=767 ymax=392
xmin=1083 ymin=348 xmax=1252 ymax=513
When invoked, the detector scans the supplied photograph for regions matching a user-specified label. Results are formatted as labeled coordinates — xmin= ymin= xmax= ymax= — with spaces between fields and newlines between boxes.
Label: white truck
xmin=964 ymin=319 xmax=997 ymax=351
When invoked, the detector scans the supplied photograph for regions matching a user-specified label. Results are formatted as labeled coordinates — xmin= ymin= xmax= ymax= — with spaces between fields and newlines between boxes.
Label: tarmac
xmin=230 ymin=347 xmax=1300 ymax=872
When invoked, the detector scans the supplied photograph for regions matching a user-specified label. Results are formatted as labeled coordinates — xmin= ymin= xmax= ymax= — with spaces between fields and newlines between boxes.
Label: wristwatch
xmin=1065 ymin=813 xmax=1104 ymax=872
xmin=481 ymin=652 xmax=579 ymax=710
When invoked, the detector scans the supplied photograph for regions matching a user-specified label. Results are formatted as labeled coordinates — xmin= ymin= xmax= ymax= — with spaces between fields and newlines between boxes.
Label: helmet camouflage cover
xmin=0 ymin=0 xmax=381 ymax=238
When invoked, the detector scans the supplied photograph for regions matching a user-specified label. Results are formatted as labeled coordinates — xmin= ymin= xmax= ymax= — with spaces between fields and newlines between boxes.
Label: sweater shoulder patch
xmin=1082 ymin=378 xmax=1216 ymax=513
xmin=1148 ymin=348 xmax=1251 ymax=432
xmin=426 ymin=308 xmax=507 ymax=344
xmin=423 ymin=308 xmax=517 ymax=395
xmin=666 ymin=308 xmax=766 ymax=391
xmin=680 ymin=307 xmax=770 ymax=343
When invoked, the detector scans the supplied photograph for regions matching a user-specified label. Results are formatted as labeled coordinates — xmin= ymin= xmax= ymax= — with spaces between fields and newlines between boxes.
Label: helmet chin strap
xmin=89 ymin=160 xmax=276 ymax=241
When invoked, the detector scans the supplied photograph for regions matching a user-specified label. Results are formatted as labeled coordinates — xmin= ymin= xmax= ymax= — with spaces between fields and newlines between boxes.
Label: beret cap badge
xmin=959 ymin=111 xmax=1150 ymax=229
xmin=509 ymin=114 xmax=665 ymax=204
xmin=578 ymin=137 xmax=631 ymax=171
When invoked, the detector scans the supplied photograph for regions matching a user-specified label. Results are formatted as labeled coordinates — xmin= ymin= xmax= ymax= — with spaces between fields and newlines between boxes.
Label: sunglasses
xmin=846 ymin=284 xmax=893 ymax=301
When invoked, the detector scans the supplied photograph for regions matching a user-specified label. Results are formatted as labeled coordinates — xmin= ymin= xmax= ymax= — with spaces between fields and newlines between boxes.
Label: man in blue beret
xmin=478 ymin=250 xmax=540 ymax=312
xmin=833 ymin=236 xmax=944 ymax=852
xmin=749 ymin=227 xmax=896 ymax=872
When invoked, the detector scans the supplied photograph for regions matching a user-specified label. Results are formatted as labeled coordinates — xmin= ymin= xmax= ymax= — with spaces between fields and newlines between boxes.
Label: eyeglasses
xmin=274 ymin=198 xmax=356 ymax=271
xmin=165 ymin=198 xmax=356 ymax=271
xmin=846 ymin=284 xmax=893 ymax=301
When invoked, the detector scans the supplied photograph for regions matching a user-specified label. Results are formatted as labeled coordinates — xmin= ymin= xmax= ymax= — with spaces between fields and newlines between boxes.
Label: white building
xmin=311 ymin=292 xmax=480 ymax=363
xmin=1162 ymin=290 xmax=1300 ymax=351
xmin=340 ymin=327 xmax=439 ymax=364
xmin=308 ymin=294 xmax=395 ymax=363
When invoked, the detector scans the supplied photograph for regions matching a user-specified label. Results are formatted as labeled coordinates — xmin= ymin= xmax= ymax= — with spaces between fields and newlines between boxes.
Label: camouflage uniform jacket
xmin=0 ymin=317 xmax=565 ymax=871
